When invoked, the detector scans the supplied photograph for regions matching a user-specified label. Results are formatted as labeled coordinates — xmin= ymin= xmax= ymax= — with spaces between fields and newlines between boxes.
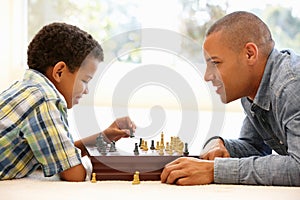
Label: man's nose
xmin=204 ymin=66 xmax=215 ymax=82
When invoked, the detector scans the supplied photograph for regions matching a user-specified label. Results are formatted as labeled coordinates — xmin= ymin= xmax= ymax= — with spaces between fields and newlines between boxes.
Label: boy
xmin=0 ymin=22 xmax=135 ymax=181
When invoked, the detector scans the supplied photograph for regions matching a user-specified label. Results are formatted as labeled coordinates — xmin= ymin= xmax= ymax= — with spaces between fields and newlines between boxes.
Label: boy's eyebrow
xmin=85 ymin=75 xmax=93 ymax=79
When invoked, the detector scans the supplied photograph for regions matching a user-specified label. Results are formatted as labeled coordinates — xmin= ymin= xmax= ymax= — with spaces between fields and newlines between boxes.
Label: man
xmin=161 ymin=11 xmax=300 ymax=186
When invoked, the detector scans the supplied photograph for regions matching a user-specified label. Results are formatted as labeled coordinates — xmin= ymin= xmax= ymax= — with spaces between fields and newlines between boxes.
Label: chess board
xmin=86 ymin=146 xmax=187 ymax=181
xmin=86 ymin=132 xmax=196 ymax=181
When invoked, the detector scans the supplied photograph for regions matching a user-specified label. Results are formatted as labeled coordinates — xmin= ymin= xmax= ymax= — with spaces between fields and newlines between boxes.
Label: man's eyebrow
xmin=206 ymin=56 xmax=218 ymax=62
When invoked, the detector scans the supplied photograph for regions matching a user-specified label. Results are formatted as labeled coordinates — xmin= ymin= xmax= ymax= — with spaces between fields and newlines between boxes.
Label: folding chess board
xmin=86 ymin=146 xmax=183 ymax=181
xmin=86 ymin=133 xmax=192 ymax=181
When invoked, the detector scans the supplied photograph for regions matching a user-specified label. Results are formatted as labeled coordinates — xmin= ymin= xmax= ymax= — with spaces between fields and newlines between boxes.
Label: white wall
xmin=0 ymin=0 xmax=27 ymax=92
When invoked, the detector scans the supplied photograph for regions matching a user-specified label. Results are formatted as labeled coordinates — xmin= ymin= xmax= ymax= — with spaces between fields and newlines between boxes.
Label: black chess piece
xmin=109 ymin=141 xmax=117 ymax=152
xmin=133 ymin=143 xmax=139 ymax=155
xmin=130 ymin=129 xmax=135 ymax=138
xmin=183 ymin=142 xmax=189 ymax=156
xmin=150 ymin=140 xmax=155 ymax=150
xmin=138 ymin=138 xmax=142 ymax=147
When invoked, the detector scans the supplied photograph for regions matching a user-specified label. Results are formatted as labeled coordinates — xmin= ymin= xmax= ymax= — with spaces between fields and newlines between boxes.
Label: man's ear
xmin=52 ymin=61 xmax=67 ymax=82
xmin=244 ymin=42 xmax=258 ymax=65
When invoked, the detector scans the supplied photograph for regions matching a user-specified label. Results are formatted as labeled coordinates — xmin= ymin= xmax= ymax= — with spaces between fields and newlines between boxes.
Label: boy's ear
xmin=52 ymin=61 xmax=67 ymax=82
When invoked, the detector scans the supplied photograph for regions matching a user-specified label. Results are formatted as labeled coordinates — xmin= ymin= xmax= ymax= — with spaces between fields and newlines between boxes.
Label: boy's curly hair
xmin=27 ymin=22 xmax=103 ymax=74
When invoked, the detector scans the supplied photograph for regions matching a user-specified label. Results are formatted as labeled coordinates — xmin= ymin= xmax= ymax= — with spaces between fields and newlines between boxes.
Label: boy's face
xmin=71 ymin=58 xmax=99 ymax=108
xmin=50 ymin=58 xmax=99 ymax=109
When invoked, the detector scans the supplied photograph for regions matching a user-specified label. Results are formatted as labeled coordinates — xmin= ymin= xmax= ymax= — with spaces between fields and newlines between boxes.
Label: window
xmin=2 ymin=0 xmax=299 ymax=149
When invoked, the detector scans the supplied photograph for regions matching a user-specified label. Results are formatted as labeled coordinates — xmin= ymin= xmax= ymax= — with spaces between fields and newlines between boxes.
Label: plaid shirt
xmin=0 ymin=69 xmax=82 ymax=180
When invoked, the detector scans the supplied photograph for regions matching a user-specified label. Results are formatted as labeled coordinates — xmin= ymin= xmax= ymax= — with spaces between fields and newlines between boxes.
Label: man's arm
xmin=214 ymin=103 xmax=300 ymax=186
xmin=224 ymin=116 xmax=272 ymax=158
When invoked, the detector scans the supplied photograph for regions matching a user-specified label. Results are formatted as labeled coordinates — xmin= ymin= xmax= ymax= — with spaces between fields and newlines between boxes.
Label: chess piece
xmin=183 ymin=142 xmax=189 ymax=156
xmin=150 ymin=140 xmax=155 ymax=150
xmin=140 ymin=139 xmax=145 ymax=149
xmin=166 ymin=142 xmax=173 ymax=155
xmin=160 ymin=132 xmax=165 ymax=149
xmin=91 ymin=172 xmax=97 ymax=183
xmin=139 ymin=138 xmax=143 ymax=147
xmin=130 ymin=129 xmax=135 ymax=138
xmin=178 ymin=141 xmax=184 ymax=155
xmin=143 ymin=141 xmax=148 ymax=151
xmin=133 ymin=143 xmax=139 ymax=155
xmin=109 ymin=141 xmax=117 ymax=152
xmin=170 ymin=136 xmax=174 ymax=151
xmin=132 ymin=171 xmax=140 ymax=184
xmin=155 ymin=141 xmax=160 ymax=150
xmin=159 ymin=143 xmax=164 ymax=156
xmin=96 ymin=133 xmax=107 ymax=155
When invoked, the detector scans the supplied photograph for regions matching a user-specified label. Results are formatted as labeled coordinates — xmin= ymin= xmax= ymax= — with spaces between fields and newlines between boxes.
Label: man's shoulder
xmin=269 ymin=49 xmax=300 ymax=91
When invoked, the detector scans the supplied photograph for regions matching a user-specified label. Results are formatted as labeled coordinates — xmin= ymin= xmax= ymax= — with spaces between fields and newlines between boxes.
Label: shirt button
xmin=279 ymin=141 xmax=283 ymax=144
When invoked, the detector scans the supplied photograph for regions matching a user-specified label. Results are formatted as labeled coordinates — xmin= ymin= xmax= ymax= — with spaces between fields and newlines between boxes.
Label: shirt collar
xmin=23 ymin=69 xmax=67 ymax=107
xmin=252 ymin=49 xmax=278 ymax=111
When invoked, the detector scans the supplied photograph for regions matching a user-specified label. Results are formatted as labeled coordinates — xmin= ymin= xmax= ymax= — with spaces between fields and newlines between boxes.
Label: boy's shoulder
xmin=1 ymin=70 xmax=64 ymax=105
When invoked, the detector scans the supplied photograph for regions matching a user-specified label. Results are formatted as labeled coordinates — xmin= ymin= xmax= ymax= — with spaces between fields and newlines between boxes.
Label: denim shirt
xmin=214 ymin=49 xmax=300 ymax=186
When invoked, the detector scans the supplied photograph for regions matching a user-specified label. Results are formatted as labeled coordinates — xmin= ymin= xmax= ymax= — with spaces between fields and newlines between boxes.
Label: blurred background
xmin=1 ymin=0 xmax=300 ymax=107
xmin=1 ymin=0 xmax=300 ymax=151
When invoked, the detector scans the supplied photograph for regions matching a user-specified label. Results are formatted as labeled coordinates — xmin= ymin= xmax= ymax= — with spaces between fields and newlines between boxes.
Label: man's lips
xmin=213 ymin=83 xmax=223 ymax=94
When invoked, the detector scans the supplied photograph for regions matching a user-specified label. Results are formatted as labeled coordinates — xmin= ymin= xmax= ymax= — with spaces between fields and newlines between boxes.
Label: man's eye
xmin=212 ymin=61 xmax=220 ymax=65
xmin=82 ymin=80 xmax=88 ymax=83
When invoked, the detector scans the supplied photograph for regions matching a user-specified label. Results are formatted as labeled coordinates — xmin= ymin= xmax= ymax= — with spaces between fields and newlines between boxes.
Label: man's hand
xmin=103 ymin=116 xmax=136 ymax=142
xmin=200 ymin=138 xmax=230 ymax=160
xmin=160 ymin=157 xmax=214 ymax=185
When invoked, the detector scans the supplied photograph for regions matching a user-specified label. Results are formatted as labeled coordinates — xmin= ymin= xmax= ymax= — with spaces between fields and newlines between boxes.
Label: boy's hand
xmin=103 ymin=116 xmax=136 ymax=142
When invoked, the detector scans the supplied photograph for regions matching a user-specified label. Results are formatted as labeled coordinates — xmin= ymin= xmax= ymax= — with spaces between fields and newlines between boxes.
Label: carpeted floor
xmin=0 ymin=169 xmax=299 ymax=200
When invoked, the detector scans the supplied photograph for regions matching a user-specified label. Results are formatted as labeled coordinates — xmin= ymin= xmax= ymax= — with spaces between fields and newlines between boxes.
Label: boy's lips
xmin=74 ymin=96 xmax=82 ymax=104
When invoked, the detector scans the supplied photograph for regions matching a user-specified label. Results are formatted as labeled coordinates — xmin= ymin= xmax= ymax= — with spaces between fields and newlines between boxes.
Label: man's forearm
xmin=214 ymin=154 xmax=300 ymax=186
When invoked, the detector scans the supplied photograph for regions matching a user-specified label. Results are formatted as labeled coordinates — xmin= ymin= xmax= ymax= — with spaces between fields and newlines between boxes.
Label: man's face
xmin=203 ymin=31 xmax=249 ymax=103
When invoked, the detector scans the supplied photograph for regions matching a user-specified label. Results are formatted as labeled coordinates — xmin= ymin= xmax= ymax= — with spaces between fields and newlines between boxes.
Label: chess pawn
xmin=91 ymin=173 xmax=97 ymax=183
xmin=165 ymin=142 xmax=170 ymax=151
xmin=165 ymin=142 xmax=170 ymax=154
xmin=150 ymin=140 xmax=155 ymax=150
xmin=132 ymin=171 xmax=140 ymax=184
xmin=159 ymin=143 xmax=164 ymax=156
xmin=183 ymin=142 xmax=189 ymax=156
xmin=155 ymin=141 xmax=160 ymax=150
xmin=166 ymin=142 xmax=173 ymax=155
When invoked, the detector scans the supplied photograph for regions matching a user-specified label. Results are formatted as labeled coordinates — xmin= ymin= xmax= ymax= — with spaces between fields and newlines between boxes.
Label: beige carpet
xmin=1 ymin=170 xmax=299 ymax=200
